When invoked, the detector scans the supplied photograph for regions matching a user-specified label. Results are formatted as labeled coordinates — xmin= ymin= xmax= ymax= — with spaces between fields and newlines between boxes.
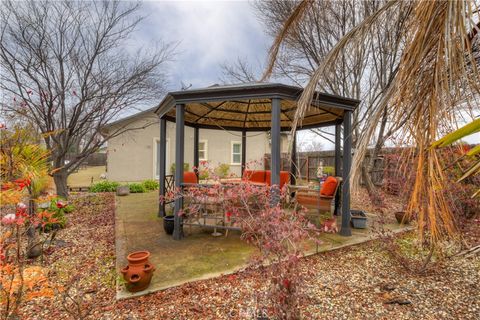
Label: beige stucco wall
xmin=105 ymin=112 xmax=289 ymax=182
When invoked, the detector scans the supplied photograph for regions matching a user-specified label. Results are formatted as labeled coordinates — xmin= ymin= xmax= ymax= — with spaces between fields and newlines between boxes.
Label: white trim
xmin=153 ymin=137 xmax=170 ymax=179
xmin=230 ymin=140 xmax=242 ymax=165
xmin=198 ymin=139 xmax=208 ymax=161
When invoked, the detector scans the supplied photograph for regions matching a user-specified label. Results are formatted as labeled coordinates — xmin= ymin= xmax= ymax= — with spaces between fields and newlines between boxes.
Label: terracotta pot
xmin=121 ymin=251 xmax=155 ymax=292
xmin=395 ymin=211 xmax=411 ymax=224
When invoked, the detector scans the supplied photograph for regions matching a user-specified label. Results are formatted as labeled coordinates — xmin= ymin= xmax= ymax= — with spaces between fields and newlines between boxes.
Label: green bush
xmin=170 ymin=163 xmax=190 ymax=175
xmin=89 ymin=181 xmax=120 ymax=192
xmin=198 ymin=170 xmax=209 ymax=181
xmin=40 ymin=197 xmax=74 ymax=232
xmin=214 ymin=163 xmax=230 ymax=178
xmin=323 ymin=166 xmax=335 ymax=176
xmin=142 ymin=179 xmax=159 ymax=191
xmin=129 ymin=183 xmax=146 ymax=193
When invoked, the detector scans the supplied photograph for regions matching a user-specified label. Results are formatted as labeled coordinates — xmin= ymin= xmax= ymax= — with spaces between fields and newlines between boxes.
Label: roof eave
xmin=155 ymin=83 xmax=360 ymax=117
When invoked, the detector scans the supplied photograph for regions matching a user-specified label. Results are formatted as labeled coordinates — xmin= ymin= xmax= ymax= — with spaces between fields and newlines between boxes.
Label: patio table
xmin=181 ymin=182 xmax=241 ymax=235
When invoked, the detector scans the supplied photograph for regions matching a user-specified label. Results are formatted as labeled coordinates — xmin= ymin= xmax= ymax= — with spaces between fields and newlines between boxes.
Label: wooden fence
xmin=264 ymin=150 xmax=385 ymax=185
xmin=66 ymin=152 xmax=107 ymax=167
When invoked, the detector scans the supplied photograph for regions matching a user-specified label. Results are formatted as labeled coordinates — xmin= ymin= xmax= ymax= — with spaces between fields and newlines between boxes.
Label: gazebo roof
xmin=155 ymin=82 xmax=360 ymax=131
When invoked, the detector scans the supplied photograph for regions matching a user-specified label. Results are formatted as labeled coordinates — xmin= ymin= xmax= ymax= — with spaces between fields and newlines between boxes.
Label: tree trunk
xmin=26 ymin=199 xmax=41 ymax=258
xmin=53 ymin=170 xmax=69 ymax=198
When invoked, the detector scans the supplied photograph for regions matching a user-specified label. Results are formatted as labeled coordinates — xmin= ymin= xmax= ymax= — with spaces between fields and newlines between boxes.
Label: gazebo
xmin=155 ymin=82 xmax=360 ymax=240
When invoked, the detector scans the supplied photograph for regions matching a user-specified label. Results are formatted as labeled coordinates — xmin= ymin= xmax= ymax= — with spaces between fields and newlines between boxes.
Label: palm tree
xmin=263 ymin=0 xmax=480 ymax=245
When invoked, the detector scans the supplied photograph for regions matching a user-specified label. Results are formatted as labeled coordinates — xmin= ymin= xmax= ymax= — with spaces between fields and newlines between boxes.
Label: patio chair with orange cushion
xmin=294 ymin=176 xmax=342 ymax=215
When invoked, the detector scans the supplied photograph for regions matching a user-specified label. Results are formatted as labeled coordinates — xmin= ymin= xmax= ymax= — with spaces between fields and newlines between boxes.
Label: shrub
xmin=323 ymin=166 xmax=335 ymax=176
xmin=128 ymin=183 xmax=146 ymax=193
xmin=175 ymin=175 xmax=317 ymax=319
xmin=214 ymin=163 xmax=230 ymax=178
xmin=142 ymin=179 xmax=159 ymax=191
xmin=89 ymin=181 xmax=120 ymax=192
xmin=40 ymin=198 xmax=74 ymax=232
xmin=170 ymin=163 xmax=190 ymax=175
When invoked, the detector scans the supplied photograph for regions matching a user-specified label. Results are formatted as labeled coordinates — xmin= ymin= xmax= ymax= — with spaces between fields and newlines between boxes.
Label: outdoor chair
xmin=293 ymin=176 xmax=342 ymax=215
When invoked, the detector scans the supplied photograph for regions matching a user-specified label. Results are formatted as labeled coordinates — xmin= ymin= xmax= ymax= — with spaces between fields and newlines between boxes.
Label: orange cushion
xmin=242 ymin=170 xmax=266 ymax=184
xmin=183 ymin=172 xmax=198 ymax=184
xmin=320 ymin=176 xmax=338 ymax=196
xmin=280 ymin=171 xmax=290 ymax=188
xmin=265 ymin=171 xmax=290 ymax=188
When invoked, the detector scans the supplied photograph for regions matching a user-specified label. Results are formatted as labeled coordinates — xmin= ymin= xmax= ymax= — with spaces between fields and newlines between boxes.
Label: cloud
xmin=134 ymin=0 xmax=269 ymax=90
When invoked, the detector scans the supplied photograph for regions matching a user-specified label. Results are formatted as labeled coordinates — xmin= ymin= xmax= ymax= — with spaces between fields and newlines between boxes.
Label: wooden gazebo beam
xmin=173 ymin=104 xmax=185 ymax=240
xmin=340 ymin=111 xmax=352 ymax=236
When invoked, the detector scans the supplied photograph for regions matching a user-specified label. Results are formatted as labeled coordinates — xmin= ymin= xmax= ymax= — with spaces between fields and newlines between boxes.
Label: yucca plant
xmin=264 ymin=0 xmax=480 ymax=246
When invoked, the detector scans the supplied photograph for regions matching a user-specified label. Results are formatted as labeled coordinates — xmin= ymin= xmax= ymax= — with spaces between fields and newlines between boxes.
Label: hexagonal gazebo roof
xmin=155 ymin=82 xmax=360 ymax=131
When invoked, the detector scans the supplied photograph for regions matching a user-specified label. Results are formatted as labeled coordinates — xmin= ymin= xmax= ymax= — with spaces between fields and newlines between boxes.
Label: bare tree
xmin=219 ymin=57 xmax=259 ymax=84
xmin=254 ymin=0 xmax=407 ymax=195
xmin=265 ymin=0 xmax=480 ymax=245
xmin=297 ymin=137 xmax=323 ymax=152
xmin=0 ymin=0 xmax=174 ymax=196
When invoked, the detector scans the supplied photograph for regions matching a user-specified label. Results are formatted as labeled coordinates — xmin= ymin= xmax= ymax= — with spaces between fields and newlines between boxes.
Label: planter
xmin=394 ymin=211 xmax=411 ymax=224
xmin=116 ymin=185 xmax=130 ymax=196
xmin=121 ymin=251 xmax=155 ymax=292
xmin=163 ymin=215 xmax=175 ymax=235
xmin=350 ymin=210 xmax=367 ymax=229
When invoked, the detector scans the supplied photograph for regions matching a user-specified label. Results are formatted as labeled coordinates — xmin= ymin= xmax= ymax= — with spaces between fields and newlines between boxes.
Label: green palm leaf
xmin=432 ymin=118 xmax=480 ymax=148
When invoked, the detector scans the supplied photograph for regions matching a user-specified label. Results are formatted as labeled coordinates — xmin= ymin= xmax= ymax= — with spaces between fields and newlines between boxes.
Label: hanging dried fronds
xmin=267 ymin=0 xmax=480 ymax=245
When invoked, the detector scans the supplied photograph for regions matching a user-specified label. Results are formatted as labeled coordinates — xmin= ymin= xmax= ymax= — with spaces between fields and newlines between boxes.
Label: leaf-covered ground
xmin=17 ymin=193 xmax=480 ymax=319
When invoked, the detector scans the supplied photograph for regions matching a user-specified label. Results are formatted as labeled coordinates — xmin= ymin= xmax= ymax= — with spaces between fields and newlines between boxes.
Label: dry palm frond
xmin=267 ymin=0 xmax=480 ymax=245
xmin=261 ymin=0 xmax=314 ymax=81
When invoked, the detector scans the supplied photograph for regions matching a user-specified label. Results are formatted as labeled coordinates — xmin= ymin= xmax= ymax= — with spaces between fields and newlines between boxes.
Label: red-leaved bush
xmin=382 ymin=146 xmax=480 ymax=219
xmin=164 ymin=162 xmax=320 ymax=319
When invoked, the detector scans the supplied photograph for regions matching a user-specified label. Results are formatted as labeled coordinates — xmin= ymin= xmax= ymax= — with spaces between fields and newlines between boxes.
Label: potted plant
xmin=350 ymin=210 xmax=367 ymax=229
xmin=163 ymin=214 xmax=175 ymax=235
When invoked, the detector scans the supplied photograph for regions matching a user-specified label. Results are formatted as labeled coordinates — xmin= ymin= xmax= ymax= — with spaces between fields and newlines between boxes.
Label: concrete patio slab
xmin=115 ymin=191 xmax=411 ymax=299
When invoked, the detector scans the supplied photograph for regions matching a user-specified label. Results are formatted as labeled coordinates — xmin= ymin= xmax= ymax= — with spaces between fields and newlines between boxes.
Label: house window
xmin=231 ymin=141 xmax=242 ymax=165
xmin=198 ymin=140 xmax=208 ymax=160
xmin=154 ymin=138 xmax=169 ymax=179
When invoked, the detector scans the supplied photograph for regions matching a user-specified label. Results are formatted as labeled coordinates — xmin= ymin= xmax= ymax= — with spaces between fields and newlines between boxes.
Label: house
xmin=102 ymin=107 xmax=289 ymax=182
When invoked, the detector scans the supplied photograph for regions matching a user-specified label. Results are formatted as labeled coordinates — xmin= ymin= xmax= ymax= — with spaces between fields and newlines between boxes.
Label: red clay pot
xmin=121 ymin=251 xmax=155 ymax=292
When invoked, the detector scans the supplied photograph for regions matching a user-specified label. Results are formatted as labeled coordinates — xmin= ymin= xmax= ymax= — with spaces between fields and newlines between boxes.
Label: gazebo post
xmin=340 ymin=111 xmax=352 ymax=236
xmin=193 ymin=126 xmax=199 ymax=176
xmin=271 ymin=97 xmax=281 ymax=205
xmin=158 ymin=117 xmax=167 ymax=217
xmin=173 ymin=104 xmax=185 ymax=240
xmin=241 ymin=130 xmax=246 ymax=176
xmin=290 ymin=131 xmax=297 ymax=186
xmin=334 ymin=122 xmax=342 ymax=215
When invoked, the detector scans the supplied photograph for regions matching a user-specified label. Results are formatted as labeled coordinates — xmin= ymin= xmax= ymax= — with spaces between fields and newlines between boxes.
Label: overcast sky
xmin=130 ymin=1 xmax=478 ymax=149
xmin=135 ymin=0 xmax=267 ymax=90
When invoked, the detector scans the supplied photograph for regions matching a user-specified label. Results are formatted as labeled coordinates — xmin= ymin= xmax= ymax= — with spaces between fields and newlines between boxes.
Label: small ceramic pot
xmin=121 ymin=251 xmax=155 ymax=292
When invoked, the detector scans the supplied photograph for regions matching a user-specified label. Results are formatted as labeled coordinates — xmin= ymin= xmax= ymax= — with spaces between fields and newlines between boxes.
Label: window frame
xmin=198 ymin=139 xmax=208 ymax=161
xmin=153 ymin=137 xmax=170 ymax=179
xmin=230 ymin=141 xmax=242 ymax=165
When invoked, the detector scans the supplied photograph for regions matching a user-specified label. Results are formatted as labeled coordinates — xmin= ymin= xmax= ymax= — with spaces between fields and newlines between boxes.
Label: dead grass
xmin=67 ymin=166 xmax=106 ymax=187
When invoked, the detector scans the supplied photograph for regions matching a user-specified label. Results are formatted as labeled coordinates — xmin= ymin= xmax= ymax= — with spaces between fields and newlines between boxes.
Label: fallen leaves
xmin=11 ymin=192 xmax=480 ymax=320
